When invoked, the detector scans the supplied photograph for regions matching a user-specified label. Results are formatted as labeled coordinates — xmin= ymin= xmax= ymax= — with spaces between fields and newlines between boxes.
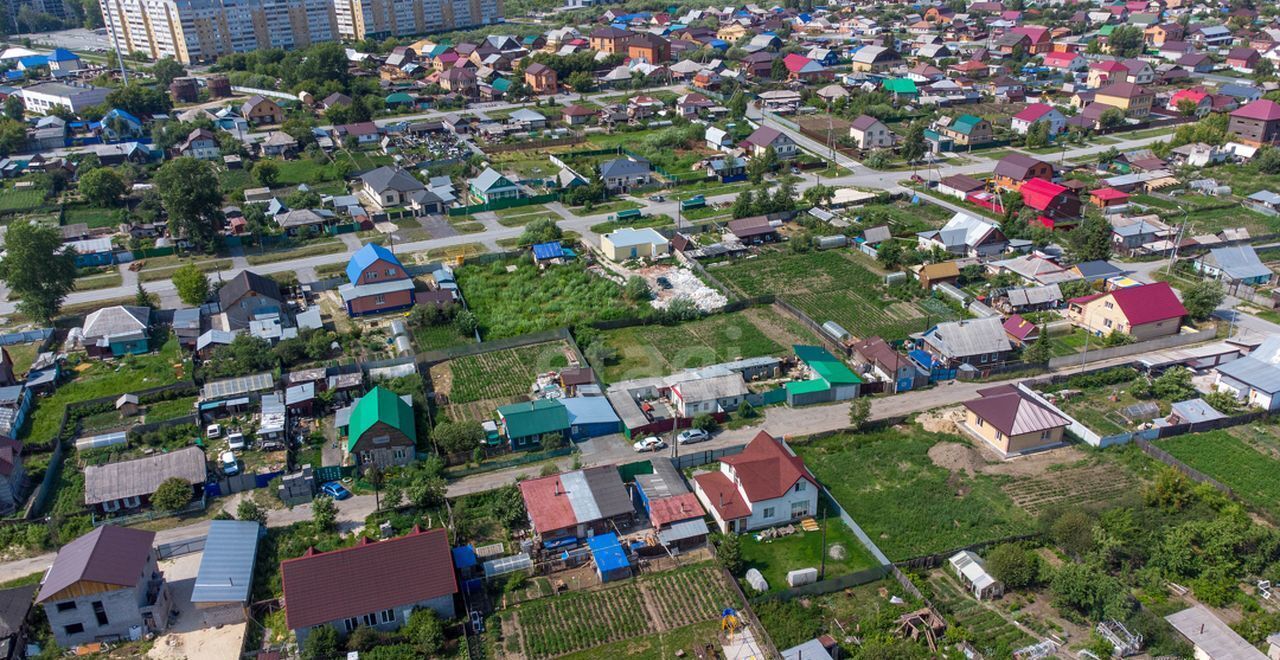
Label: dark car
xmin=656 ymin=276 xmax=673 ymax=290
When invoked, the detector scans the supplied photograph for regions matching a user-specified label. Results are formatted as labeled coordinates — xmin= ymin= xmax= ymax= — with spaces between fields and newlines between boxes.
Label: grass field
xmin=412 ymin=323 xmax=474 ymax=352
xmin=456 ymin=259 xmax=637 ymax=339
xmin=589 ymin=214 xmax=674 ymax=235
xmin=3 ymin=342 xmax=42 ymax=376
xmin=62 ymin=205 xmax=119 ymax=229
xmin=137 ymin=258 xmax=234 ymax=282
xmin=245 ymin=240 xmax=345 ymax=266
xmin=1160 ymin=429 xmax=1280 ymax=519
xmin=713 ymin=249 xmax=954 ymax=341
xmin=792 ymin=428 xmax=1034 ymax=560
xmin=0 ymin=187 xmax=47 ymax=213
xmin=738 ymin=506 xmax=880 ymax=594
xmin=592 ymin=307 xmax=811 ymax=383
xmin=431 ymin=340 xmax=574 ymax=405
xmin=74 ymin=271 xmax=124 ymax=290
xmin=22 ymin=335 xmax=189 ymax=443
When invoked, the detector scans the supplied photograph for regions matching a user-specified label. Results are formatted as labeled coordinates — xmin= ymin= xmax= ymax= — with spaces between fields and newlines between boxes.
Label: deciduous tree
xmin=78 ymin=167 xmax=126 ymax=207
xmin=152 ymin=477 xmax=192 ymax=512
xmin=0 ymin=221 xmax=78 ymax=322
xmin=172 ymin=263 xmax=211 ymax=306
xmin=155 ymin=157 xmax=223 ymax=251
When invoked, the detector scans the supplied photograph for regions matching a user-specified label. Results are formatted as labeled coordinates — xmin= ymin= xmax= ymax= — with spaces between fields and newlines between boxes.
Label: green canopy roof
xmin=347 ymin=386 xmax=416 ymax=451
xmin=883 ymin=78 xmax=918 ymax=94
xmin=793 ymin=345 xmax=862 ymax=385
xmin=385 ymin=92 xmax=414 ymax=104
xmin=785 ymin=378 xmax=831 ymax=396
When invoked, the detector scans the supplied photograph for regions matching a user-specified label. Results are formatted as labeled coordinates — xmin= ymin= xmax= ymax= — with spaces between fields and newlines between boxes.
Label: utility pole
xmin=103 ymin=0 xmax=129 ymax=85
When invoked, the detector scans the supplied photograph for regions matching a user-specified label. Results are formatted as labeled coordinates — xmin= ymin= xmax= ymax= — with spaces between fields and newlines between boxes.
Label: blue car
xmin=320 ymin=482 xmax=352 ymax=500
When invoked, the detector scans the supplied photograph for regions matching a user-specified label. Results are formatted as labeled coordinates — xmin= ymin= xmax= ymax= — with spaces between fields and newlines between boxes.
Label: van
xmin=227 ymin=433 xmax=246 ymax=451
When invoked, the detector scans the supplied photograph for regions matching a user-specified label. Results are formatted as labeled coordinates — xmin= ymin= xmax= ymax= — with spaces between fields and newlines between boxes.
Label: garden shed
xmin=588 ymin=533 xmax=632 ymax=583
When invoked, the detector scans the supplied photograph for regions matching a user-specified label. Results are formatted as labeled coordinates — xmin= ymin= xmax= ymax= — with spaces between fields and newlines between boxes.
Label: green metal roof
xmin=1098 ymin=24 xmax=1116 ymax=36
xmin=347 ymin=386 xmax=416 ymax=451
xmin=883 ymin=78 xmax=918 ymax=94
xmin=785 ymin=378 xmax=831 ymax=396
xmin=793 ymin=345 xmax=862 ymax=385
xmin=498 ymin=399 xmax=569 ymax=438
xmin=951 ymin=114 xmax=985 ymax=135
xmin=385 ymin=92 xmax=414 ymax=104
xmin=491 ymin=78 xmax=512 ymax=92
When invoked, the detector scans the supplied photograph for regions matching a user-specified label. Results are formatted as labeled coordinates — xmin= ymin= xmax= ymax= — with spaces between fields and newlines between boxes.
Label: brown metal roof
xmin=37 ymin=526 xmax=156 ymax=603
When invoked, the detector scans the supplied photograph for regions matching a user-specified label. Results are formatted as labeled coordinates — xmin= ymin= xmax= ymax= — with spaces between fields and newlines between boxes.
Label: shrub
xmin=151 ymin=477 xmax=192 ymax=512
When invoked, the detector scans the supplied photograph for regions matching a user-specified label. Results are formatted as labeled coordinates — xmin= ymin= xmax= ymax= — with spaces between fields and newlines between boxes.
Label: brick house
xmin=339 ymin=243 xmax=415 ymax=317
xmin=524 ymin=62 xmax=558 ymax=93
xmin=1229 ymin=99 xmax=1280 ymax=146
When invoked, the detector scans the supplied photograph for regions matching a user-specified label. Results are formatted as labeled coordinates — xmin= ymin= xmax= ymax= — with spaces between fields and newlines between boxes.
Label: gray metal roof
xmin=923 ymin=317 xmax=1012 ymax=359
xmin=191 ymin=520 xmax=261 ymax=604
xmin=1218 ymin=355 xmax=1280 ymax=393
xmin=83 ymin=446 xmax=208 ymax=505
xmin=657 ymin=517 xmax=709 ymax=545
xmin=1166 ymin=605 xmax=1267 ymax=659
xmin=1005 ymin=284 xmax=1062 ymax=307
xmin=1203 ymin=245 xmax=1272 ymax=281
xmin=581 ymin=466 xmax=634 ymax=520
xmin=338 ymin=278 xmax=416 ymax=302
xmin=635 ymin=457 xmax=689 ymax=499
xmin=82 ymin=305 xmax=150 ymax=341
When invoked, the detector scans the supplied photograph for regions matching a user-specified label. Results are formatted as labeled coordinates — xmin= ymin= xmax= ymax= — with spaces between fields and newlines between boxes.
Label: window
xmin=64 ymin=624 xmax=84 ymax=636
xmin=92 ymin=601 xmax=109 ymax=627
xmin=362 ymin=613 xmax=377 ymax=626
xmin=380 ymin=609 xmax=396 ymax=624
xmin=794 ymin=480 xmax=805 ymax=493
xmin=366 ymin=272 xmax=378 ymax=281
xmin=386 ymin=268 xmax=397 ymax=277
xmin=102 ymin=499 xmax=120 ymax=512
xmin=375 ymin=294 xmax=385 ymax=305
xmin=976 ymin=418 xmax=985 ymax=427
xmin=1104 ymin=301 xmax=1114 ymax=309
xmin=393 ymin=448 xmax=406 ymax=460
xmin=996 ymin=431 xmax=1004 ymax=440
xmin=123 ymin=496 xmax=140 ymax=508
xmin=762 ymin=506 xmax=776 ymax=519
xmin=1041 ymin=430 xmax=1053 ymax=440
xmin=1104 ymin=318 xmax=1113 ymax=328
xmin=344 ymin=617 xmax=359 ymax=633
xmin=56 ymin=602 xmax=77 ymax=612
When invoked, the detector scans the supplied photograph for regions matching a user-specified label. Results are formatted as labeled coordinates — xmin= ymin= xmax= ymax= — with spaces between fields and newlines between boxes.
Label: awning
xmin=657 ymin=518 xmax=710 ymax=545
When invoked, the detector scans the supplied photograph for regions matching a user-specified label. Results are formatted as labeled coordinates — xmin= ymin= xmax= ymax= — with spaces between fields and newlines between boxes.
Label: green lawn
xmin=567 ymin=199 xmax=642 ymax=217
xmin=63 ymin=205 xmax=120 ymax=229
xmin=22 ymin=335 xmax=190 ymax=443
xmin=74 ymin=271 xmax=123 ymax=290
xmin=412 ymin=323 xmax=475 ymax=352
xmin=792 ymin=428 xmax=1035 ymax=560
xmin=137 ymin=259 xmax=234 ymax=282
xmin=0 ymin=187 xmax=48 ymax=213
xmin=738 ymin=507 xmax=880 ymax=594
xmin=3 ymin=342 xmax=41 ymax=376
xmin=456 ymin=258 xmax=638 ymax=339
xmin=592 ymin=309 xmax=791 ymax=383
xmin=145 ymin=396 xmax=197 ymax=422
xmin=589 ymin=214 xmax=673 ymax=235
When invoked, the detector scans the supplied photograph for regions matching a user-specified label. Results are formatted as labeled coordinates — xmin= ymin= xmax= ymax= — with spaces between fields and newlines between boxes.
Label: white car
xmin=677 ymin=429 xmax=710 ymax=445
xmin=220 ymin=451 xmax=239 ymax=476
xmin=206 ymin=424 xmax=221 ymax=439
xmin=632 ymin=436 xmax=667 ymax=452
xmin=226 ymin=432 xmax=246 ymax=451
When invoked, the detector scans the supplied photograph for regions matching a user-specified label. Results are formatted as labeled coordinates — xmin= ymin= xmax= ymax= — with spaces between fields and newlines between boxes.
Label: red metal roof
xmin=721 ymin=431 xmax=815 ymax=502
xmin=1013 ymin=103 xmax=1054 ymax=122
xmin=1108 ymin=281 xmax=1187 ymax=326
xmin=1090 ymin=187 xmax=1129 ymax=201
xmin=1003 ymin=314 xmax=1039 ymax=341
xmin=518 ymin=474 xmax=576 ymax=534
xmin=1020 ymin=177 xmax=1068 ymax=211
xmin=281 ymin=528 xmax=457 ymax=631
xmin=649 ymin=493 xmax=705 ymax=527
xmin=1231 ymin=99 xmax=1280 ymax=122
xmin=693 ymin=471 xmax=751 ymax=521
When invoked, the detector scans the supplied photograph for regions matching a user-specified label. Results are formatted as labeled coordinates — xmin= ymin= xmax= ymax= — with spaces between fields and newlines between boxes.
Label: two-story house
xmin=240 ymin=96 xmax=283 ymax=125
xmin=340 ymin=243 xmax=415 ymax=317
xmin=217 ymin=270 xmax=283 ymax=331
xmin=338 ymin=386 xmax=416 ymax=469
xmin=37 ymin=526 xmax=173 ymax=648
xmin=693 ymin=432 xmax=819 ymax=534
xmin=1067 ymin=281 xmax=1186 ymax=340
xmin=1229 ymin=99 xmax=1280 ymax=146
xmin=849 ymin=115 xmax=894 ymax=150
xmin=175 ymin=128 xmax=220 ymax=160
xmin=741 ymin=126 xmax=798 ymax=160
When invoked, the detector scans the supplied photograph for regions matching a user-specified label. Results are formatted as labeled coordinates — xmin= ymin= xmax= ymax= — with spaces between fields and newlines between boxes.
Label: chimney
xmin=555 ymin=480 xmax=561 ymax=496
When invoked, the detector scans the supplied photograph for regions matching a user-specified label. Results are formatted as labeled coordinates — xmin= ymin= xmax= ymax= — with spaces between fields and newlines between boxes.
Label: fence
xmin=442 ymin=446 xmax=576 ymax=479
xmin=0 ymin=328 xmax=52 ymax=347
xmin=1044 ymin=330 xmax=1209 ymax=370
xmin=1131 ymin=437 xmax=1280 ymax=527
xmin=893 ymin=534 xmax=1042 ymax=571
xmin=1099 ymin=410 xmax=1268 ymax=449
xmin=417 ymin=328 xmax=582 ymax=368
xmin=447 ymin=192 xmax=560 ymax=216
xmin=156 ymin=536 xmax=206 ymax=560
xmin=484 ymin=136 xmax=586 ymax=153
xmin=92 ymin=493 xmax=207 ymax=527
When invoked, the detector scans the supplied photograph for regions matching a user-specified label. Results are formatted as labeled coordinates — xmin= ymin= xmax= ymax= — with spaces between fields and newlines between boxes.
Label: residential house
xmin=1165 ymin=605 xmax=1268 ymax=660
xmin=281 ymin=527 xmax=457 ymax=649
xmin=259 ymin=131 xmax=298 ymax=157
xmin=1010 ymin=103 xmax=1066 ymax=136
xmin=740 ymin=52 xmax=776 ymax=78
xmin=36 ymin=526 xmax=172 ymax=648
xmin=590 ymin=26 xmax=633 ymax=53
xmin=1041 ymin=51 xmax=1086 ymax=72
xmin=524 ymin=62 xmax=557 ymax=93
xmin=218 ymin=270 xmax=284 ymax=331
xmin=705 ymin=126 xmax=734 ymax=151
xmin=849 ymin=114 xmax=894 ymax=150
xmin=0 ymin=386 xmax=31 ymax=440
xmin=670 ymin=373 xmax=747 ymax=417
xmin=81 ymin=306 xmax=151 ymax=358
xmin=693 ymin=431 xmax=818 ymax=534
xmin=1227 ymin=48 xmax=1260 ymax=73
xmin=1194 ymin=245 xmax=1273 ymax=286
xmin=518 ymin=466 xmax=635 ymax=542
xmin=1120 ymin=58 xmax=1155 ymax=85
xmin=636 ymin=460 xmax=708 ymax=550
xmin=993 ymin=154 xmax=1054 ymax=191
xmin=728 ymin=216 xmax=778 ymax=244
xmin=937 ymin=174 xmax=986 ymax=200
xmin=469 ymin=168 xmax=523 ymax=205
xmin=963 ymin=384 xmax=1070 ymax=456
xmin=782 ymin=53 xmax=832 ymax=82
xmin=1067 ymin=281 xmax=1186 ymax=339
xmin=916 ymin=212 xmax=1008 ymax=258
xmin=496 ymin=399 xmax=570 ymax=449
xmin=918 ymin=261 xmax=961 ymax=289
xmin=850 ymin=45 xmax=903 ymax=72
xmin=438 ymin=68 xmax=477 ymax=96
xmin=628 ymin=33 xmax=670 ymax=63
xmin=241 ymin=96 xmax=283 ymax=125
xmin=342 ymin=386 xmax=416 ymax=469
xmin=601 ymin=227 xmax=669 ymax=261
xmin=785 ymin=345 xmax=861 ymax=405
xmin=741 ymin=126 xmax=798 ymax=160
xmin=100 ymin=109 xmax=143 ymax=142
xmin=1167 ymin=88 xmax=1212 ymax=117
xmin=1215 ymin=337 xmax=1280 ymax=411
xmin=83 ymin=446 xmax=206 ymax=515
xmin=0 ymin=583 xmax=35 ymax=658
xmin=934 ymin=114 xmax=993 ymax=147
xmin=0 ymin=437 xmax=23 ymax=515
xmin=1228 ymin=99 xmax=1280 ymax=146
xmin=338 ymin=236 xmax=415 ymax=314
xmin=562 ymin=397 xmax=621 ymax=441
xmin=357 ymin=166 xmax=442 ymax=215
xmin=599 ymin=158 xmax=652 ymax=192
xmin=561 ymin=104 xmax=594 ymax=125
xmin=1003 ymin=315 xmax=1041 ymax=346
xmin=851 ymin=337 xmax=925 ymax=393
xmin=1021 ymin=178 xmax=1082 ymax=229
xmin=919 ymin=317 xmax=1014 ymax=368
xmin=1087 ymin=60 xmax=1128 ymax=88
xmin=1094 ymin=82 xmax=1153 ymax=118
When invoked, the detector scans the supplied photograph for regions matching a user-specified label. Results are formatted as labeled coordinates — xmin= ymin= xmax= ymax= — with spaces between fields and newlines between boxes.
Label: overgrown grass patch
xmin=592 ymin=310 xmax=785 ymax=383
xmin=1160 ymin=429 xmax=1280 ymax=519
xmin=456 ymin=258 xmax=637 ymax=339
xmin=244 ymin=240 xmax=345 ymax=265
xmin=738 ymin=503 xmax=880 ymax=593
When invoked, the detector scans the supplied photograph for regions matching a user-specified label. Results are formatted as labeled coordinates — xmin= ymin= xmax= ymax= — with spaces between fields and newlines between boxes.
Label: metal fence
xmin=442 ymin=446 xmax=576 ymax=479
xmin=156 ymin=536 xmax=206 ymax=560
xmin=0 ymin=328 xmax=52 ymax=347
xmin=1044 ymin=330 xmax=1207 ymax=369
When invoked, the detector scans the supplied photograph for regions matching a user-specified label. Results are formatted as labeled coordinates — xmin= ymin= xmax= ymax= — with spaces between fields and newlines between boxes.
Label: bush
xmin=712 ymin=532 xmax=743 ymax=574
xmin=986 ymin=544 xmax=1041 ymax=589
xmin=151 ymin=477 xmax=192 ymax=512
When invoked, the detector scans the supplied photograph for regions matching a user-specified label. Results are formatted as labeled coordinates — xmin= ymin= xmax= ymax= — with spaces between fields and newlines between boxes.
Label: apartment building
xmin=100 ymin=0 xmax=501 ymax=64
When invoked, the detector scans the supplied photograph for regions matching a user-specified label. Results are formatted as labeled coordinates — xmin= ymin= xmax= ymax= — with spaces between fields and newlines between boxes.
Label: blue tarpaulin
xmin=588 ymin=533 xmax=631 ymax=582
xmin=453 ymin=545 xmax=478 ymax=570
xmin=532 ymin=242 xmax=565 ymax=261
xmin=543 ymin=536 xmax=578 ymax=550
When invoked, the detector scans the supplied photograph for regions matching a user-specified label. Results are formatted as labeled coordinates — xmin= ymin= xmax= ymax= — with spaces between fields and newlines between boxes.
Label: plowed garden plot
xmin=1001 ymin=463 xmax=1135 ymax=516
xmin=713 ymin=249 xmax=955 ymax=341
xmin=1160 ymin=429 xmax=1280 ymax=519
xmin=510 ymin=565 xmax=739 ymax=659
xmin=927 ymin=571 xmax=1033 ymax=654
xmin=430 ymin=340 xmax=574 ymax=405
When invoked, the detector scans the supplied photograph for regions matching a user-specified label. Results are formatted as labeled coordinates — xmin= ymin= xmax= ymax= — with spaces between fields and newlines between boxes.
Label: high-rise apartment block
xmin=99 ymin=0 xmax=503 ymax=64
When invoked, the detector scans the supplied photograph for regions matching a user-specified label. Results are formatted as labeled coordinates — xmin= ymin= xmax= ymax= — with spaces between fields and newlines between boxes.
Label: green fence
xmin=448 ymin=191 xmax=560 ymax=216
xmin=132 ymin=246 xmax=176 ymax=258
xmin=617 ymin=460 xmax=654 ymax=483
xmin=760 ymin=387 xmax=788 ymax=406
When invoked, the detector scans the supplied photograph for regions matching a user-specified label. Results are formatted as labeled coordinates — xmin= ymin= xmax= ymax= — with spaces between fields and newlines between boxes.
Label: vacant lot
xmin=457 ymin=259 xmax=638 ymax=339
xmin=1160 ymin=429 xmax=1280 ymax=519
xmin=430 ymin=340 xmax=575 ymax=406
xmin=792 ymin=428 xmax=1035 ymax=560
xmin=593 ymin=308 xmax=807 ymax=383
xmin=713 ymin=249 xmax=954 ymax=341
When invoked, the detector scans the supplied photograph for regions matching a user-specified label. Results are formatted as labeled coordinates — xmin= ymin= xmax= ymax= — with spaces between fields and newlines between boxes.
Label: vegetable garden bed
xmin=430 ymin=340 xmax=574 ymax=405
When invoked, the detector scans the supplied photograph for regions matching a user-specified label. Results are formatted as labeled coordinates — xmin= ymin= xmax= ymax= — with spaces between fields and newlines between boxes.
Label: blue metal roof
xmin=51 ymin=48 xmax=79 ymax=62
xmin=908 ymin=349 xmax=935 ymax=369
xmin=588 ymin=533 xmax=629 ymax=576
xmin=191 ymin=520 xmax=261 ymax=603
xmin=345 ymin=242 xmax=401 ymax=285
xmin=563 ymin=396 xmax=620 ymax=426
xmin=532 ymin=242 xmax=564 ymax=260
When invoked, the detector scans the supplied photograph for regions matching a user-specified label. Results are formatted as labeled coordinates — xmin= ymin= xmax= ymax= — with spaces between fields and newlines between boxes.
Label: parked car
xmin=206 ymin=424 xmax=221 ymax=439
xmin=648 ymin=194 xmax=665 ymax=202
xmin=677 ymin=429 xmax=710 ymax=445
xmin=220 ymin=451 xmax=239 ymax=476
xmin=656 ymin=276 xmax=673 ymax=290
xmin=470 ymin=610 xmax=485 ymax=633
xmin=632 ymin=436 xmax=667 ymax=452
xmin=321 ymin=481 xmax=352 ymax=500
xmin=227 ymin=432 xmax=246 ymax=451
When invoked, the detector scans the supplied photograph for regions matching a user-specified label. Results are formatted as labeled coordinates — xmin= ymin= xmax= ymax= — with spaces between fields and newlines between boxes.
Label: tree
xmin=986 ymin=544 xmax=1041 ymax=589
xmin=771 ymin=57 xmax=788 ymax=80
xmin=432 ymin=420 xmax=485 ymax=454
xmin=152 ymin=477 xmax=192 ymax=512
xmin=151 ymin=57 xmax=187 ymax=88
xmin=492 ymin=484 xmax=527 ymax=529
xmin=1024 ymin=120 xmax=1051 ymax=149
xmin=312 ymin=495 xmax=337 ymax=531
xmin=0 ymin=221 xmax=78 ymax=323
xmin=1106 ymin=25 xmax=1145 ymax=58
xmin=693 ymin=413 xmax=719 ymax=433
xmin=900 ymin=121 xmax=926 ymax=165
xmin=171 ymin=263 xmax=211 ymax=306
xmin=747 ymin=153 xmax=772 ymax=183
xmin=155 ymin=157 xmax=223 ymax=251
xmin=236 ymin=498 xmax=268 ymax=525
xmin=106 ymin=82 xmax=172 ymax=117
xmin=0 ymin=119 xmax=28 ymax=157
xmin=565 ymin=70 xmax=595 ymax=93
xmin=2 ymin=96 xmax=23 ymax=121
xmin=1253 ymin=147 xmax=1280 ymax=175
xmin=712 ymin=533 xmax=743 ymax=574
xmin=134 ymin=281 xmax=155 ymax=309
xmin=1068 ymin=215 xmax=1113 ymax=262
xmin=728 ymin=90 xmax=747 ymax=119
xmin=848 ymin=396 xmax=871 ymax=431
xmin=877 ymin=240 xmax=904 ymax=268
xmin=301 ymin=624 xmax=339 ymax=660
xmin=453 ymin=309 xmax=478 ymax=336
xmin=78 ymin=167 xmax=126 ymax=207
xmin=404 ymin=608 xmax=444 ymax=655
xmin=1183 ymin=279 xmax=1225 ymax=321
xmin=1099 ymin=107 xmax=1127 ymax=129
xmin=1050 ymin=509 xmax=1095 ymax=558
xmin=518 ymin=217 xmax=562 ymax=246
xmin=1023 ymin=330 xmax=1053 ymax=363
xmin=1152 ymin=367 xmax=1196 ymax=401
xmin=1176 ymin=98 xmax=1201 ymax=117
xmin=624 ymin=275 xmax=651 ymax=302
xmin=253 ymin=159 xmax=281 ymax=188
xmin=1255 ymin=58 xmax=1275 ymax=81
